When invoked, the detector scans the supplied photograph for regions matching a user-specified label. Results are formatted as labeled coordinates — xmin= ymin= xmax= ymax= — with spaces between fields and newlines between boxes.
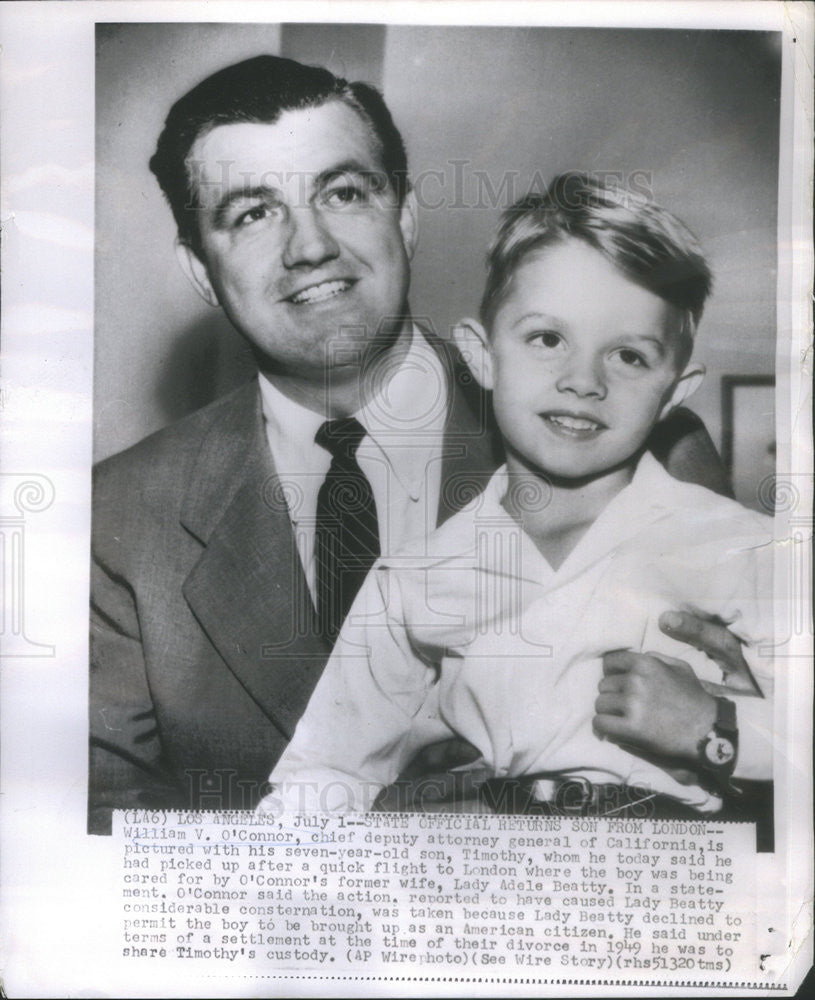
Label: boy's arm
xmin=594 ymin=649 xmax=773 ymax=781
xmin=658 ymin=609 xmax=773 ymax=780
xmin=261 ymin=568 xmax=453 ymax=813
xmin=595 ymin=524 xmax=776 ymax=786
xmin=648 ymin=407 xmax=732 ymax=497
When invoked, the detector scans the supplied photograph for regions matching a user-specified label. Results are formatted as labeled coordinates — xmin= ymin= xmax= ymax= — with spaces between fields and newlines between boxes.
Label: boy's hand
xmin=658 ymin=610 xmax=762 ymax=694
xmin=594 ymin=650 xmax=717 ymax=761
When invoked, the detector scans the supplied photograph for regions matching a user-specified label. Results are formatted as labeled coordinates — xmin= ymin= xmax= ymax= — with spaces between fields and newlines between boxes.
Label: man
xmin=89 ymin=54 xmax=738 ymax=834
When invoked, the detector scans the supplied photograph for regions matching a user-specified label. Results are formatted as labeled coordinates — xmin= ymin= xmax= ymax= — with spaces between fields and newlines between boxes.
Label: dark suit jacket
xmin=89 ymin=335 xmax=729 ymax=833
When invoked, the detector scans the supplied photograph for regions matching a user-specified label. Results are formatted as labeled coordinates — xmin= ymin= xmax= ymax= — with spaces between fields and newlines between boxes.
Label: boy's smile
xmin=540 ymin=410 xmax=607 ymax=438
xmin=471 ymin=238 xmax=703 ymax=487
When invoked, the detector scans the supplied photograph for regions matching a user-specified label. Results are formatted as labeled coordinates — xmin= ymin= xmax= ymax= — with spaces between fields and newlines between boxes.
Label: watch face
xmin=705 ymin=736 xmax=736 ymax=766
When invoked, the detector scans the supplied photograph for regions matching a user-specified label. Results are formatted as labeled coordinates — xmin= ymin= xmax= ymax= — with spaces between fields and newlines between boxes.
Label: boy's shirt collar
xmin=377 ymin=451 xmax=715 ymax=586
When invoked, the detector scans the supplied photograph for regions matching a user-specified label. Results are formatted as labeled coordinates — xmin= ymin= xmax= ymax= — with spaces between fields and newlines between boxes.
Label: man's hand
xmin=594 ymin=650 xmax=717 ymax=762
xmin=397 ymin=737 xmax=483 ymax=778
xmin=373 ymin=738 xmax=489 ymax=812
xmin=659 ymin=610 xmax=762 ymax=694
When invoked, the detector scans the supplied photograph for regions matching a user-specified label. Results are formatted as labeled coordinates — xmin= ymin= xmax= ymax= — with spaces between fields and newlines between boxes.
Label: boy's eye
xmin=614 ymin=348 xmax=649 ymax=368
xmin=529 ymin=331 xmax=562 ymax=349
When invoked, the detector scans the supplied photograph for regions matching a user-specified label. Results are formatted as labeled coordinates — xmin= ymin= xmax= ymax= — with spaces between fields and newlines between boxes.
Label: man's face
xmin=180 ymin=102 xmax=417 ymax=383
xmin=484 ymin=238 xmax=698 ymax=482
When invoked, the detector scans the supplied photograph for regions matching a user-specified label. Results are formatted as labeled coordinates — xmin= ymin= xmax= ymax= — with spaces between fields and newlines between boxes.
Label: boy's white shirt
xmin=263 ymin=452 xmax=775 ymax=814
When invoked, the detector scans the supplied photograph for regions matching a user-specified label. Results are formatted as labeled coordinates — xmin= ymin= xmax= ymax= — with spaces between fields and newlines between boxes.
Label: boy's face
xmin=468 ymin=238 xmax=703 ymax=482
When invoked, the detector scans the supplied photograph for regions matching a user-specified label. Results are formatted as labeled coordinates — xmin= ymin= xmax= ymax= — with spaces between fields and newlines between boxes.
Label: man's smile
xmin=284 ymin=278 xmax=357 ymax=305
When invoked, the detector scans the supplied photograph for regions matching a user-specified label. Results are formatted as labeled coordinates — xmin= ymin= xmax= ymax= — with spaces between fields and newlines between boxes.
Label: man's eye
xmin=235 ymin=204 xmax=270 ymax=227
xmin=529 ymin=331 xmax=562 ymax=349
xmin=615 ymin=348 xmax=648 ymax=368
xmin=323 ymin=184 xmax=366 ymax=207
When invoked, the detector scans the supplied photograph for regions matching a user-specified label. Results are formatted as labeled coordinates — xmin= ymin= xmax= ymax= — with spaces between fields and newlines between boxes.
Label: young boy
xmin=260 ymin=174 xmax=774 ymax=817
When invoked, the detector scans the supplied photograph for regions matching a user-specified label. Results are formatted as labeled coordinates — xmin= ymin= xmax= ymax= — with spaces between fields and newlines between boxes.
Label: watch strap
xmin=715 ymin=696 xmax=738 ymax=737
xmin=700 ymin=697 xmax=740 ymax=793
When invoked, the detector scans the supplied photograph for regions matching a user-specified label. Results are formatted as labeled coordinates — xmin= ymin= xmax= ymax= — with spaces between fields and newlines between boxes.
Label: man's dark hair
xmin=149 ymin=54 xmax=409 ymax=252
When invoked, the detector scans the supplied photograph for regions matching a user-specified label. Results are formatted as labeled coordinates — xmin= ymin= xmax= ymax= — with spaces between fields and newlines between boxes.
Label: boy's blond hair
xmin=481 ymin=173 xmax=712 ymax=366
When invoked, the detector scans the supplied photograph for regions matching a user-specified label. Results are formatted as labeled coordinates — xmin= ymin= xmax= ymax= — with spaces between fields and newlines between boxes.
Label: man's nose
xmin=555 ymin=353 xmax=607 ymax=399
xmin=281 ymin=206 xmax=341 ymax=269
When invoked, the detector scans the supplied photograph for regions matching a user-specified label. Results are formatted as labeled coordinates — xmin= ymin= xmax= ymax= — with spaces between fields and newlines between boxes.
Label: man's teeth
xmin=289 ymin=280 xmax=351 ymax=304
xmin=547 ymin=414 xmax=601 ymax=431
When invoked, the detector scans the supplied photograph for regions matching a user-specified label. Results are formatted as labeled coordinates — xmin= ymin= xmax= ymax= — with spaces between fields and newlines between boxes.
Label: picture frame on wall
xmin=721 ymin=374 xmax=776 ymax=513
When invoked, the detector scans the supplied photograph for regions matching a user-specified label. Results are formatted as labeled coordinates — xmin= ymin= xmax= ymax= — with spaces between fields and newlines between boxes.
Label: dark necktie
xmin=314 ymin=417 xmax=380 ymax=641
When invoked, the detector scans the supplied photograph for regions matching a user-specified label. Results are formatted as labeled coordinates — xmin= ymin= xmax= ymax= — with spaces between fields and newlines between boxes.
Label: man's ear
xmin=398 ymin=188 xmax=419 ymax=261
xmin=659 ymin=362 xmax=705 ymax=420
xmin=175 ymin=240 xmax=219 ymax=307
xmin=452 ymin=317 xmax=494 ymax=391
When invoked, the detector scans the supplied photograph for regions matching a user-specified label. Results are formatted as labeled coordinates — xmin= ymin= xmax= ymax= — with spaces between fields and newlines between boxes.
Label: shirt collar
xmin=258 ymin=372 xmax=327 ymax=479
xmin=258 ymin=325 xmax=447 ymax=507
xmin=358 ymin=326 xmax=447 ymax=498
xmin=379 ymin=452 xmax=692 ymax=579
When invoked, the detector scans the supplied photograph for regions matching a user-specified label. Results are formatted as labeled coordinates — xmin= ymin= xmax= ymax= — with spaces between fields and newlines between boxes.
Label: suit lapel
xmin=425 ymin=331 xmax=503 ymax=526
xmin=177 ymin=339 xmax=501 ymax=738
xmin=180 ymin=382 xmax=329 ymax=739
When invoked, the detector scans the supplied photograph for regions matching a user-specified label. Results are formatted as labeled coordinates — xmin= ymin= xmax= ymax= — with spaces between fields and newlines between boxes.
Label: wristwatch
xmin=699 ymin=696 xmax=739 ymax=785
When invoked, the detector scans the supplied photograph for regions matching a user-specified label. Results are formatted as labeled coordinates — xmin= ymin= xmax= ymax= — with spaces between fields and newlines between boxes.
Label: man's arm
xmin=649 ymin=407 xmax=732 ymax=497
xmin=263 ymin=568 xmax=455 ymax=814
xmin=655 ymin=610 xmax=773 ymax=780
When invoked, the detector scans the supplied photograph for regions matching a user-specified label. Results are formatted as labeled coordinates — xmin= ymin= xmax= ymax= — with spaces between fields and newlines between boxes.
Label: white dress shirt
xmin=258 ymin=327 xmax=447 ymax=601
xmin=264 ymin=453 xmax=776 ymax=813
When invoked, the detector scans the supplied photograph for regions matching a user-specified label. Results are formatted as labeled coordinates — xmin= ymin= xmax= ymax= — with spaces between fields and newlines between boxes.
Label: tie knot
xmin=316 ymin=417 xmax=367 ymax=461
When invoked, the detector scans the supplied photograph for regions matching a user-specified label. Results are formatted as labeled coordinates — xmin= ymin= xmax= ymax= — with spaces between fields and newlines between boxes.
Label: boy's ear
xmin=659 ymin=362 xmax=705 ymax=420
xmin=452 ymin=317 xmax=494 ymax=391
xmin=175 ymin=239 xmax=220 ymax=307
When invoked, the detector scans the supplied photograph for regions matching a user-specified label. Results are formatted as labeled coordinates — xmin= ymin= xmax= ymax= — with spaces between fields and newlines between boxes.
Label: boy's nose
xmin=555 ymin=356 xmax=607 ymax=399
xmin=282 ymin=206 xmax=341 ymax=269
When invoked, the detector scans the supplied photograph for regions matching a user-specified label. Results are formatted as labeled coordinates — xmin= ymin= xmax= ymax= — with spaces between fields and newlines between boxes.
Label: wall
xmin=96 ymin=23 xmax=281 ymax=459
xmin=384 ymin=26 xmax=780 ymax=471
